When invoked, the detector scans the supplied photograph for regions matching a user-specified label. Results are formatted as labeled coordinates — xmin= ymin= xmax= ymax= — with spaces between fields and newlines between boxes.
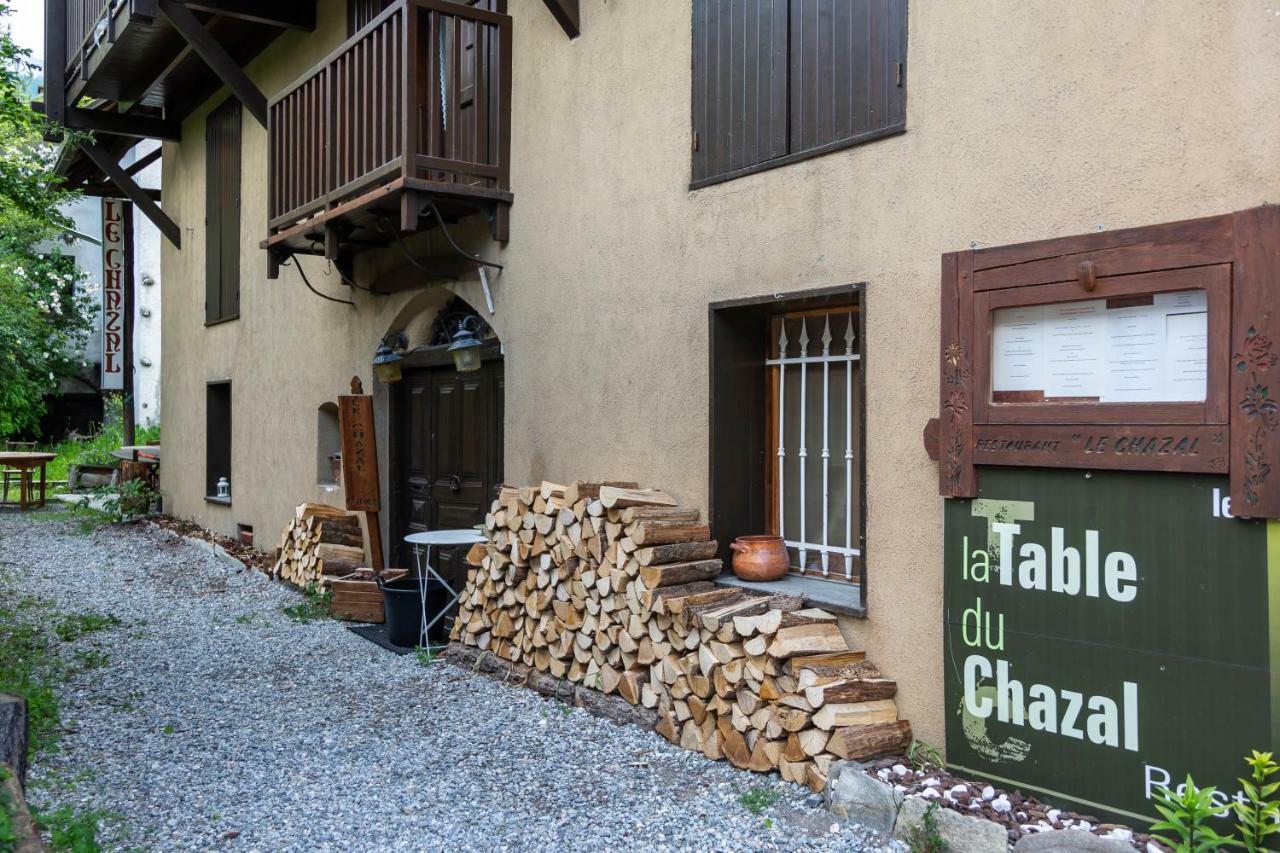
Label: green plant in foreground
xmin=737 ymin=786 xmax=780 ymax=815
xmin=0 ymin=767 xmax=18 ymax=851
xmin=32 ymin=804 xmax=104 ymax=853
xmin=53 ymin=612 xmax=120 ymax=643
xmin=907 ymin=737 xmax=944 ymax=771
xmin=281 ymin=584 xmax=332 ymax=624
xmin=414 ymin=645 xmax=444 ymax=667
xmin=1233 ymin=750 xmax=1280 ymax=852
xmin=1151 ymin=775 xmax=1236 ymax=853
xmin=901 ymin=801 xmax=945 ymax=853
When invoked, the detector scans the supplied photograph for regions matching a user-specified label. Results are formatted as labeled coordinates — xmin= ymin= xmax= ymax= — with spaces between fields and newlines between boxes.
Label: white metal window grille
xmin=769 ymin=309 xmax=862 ymax=583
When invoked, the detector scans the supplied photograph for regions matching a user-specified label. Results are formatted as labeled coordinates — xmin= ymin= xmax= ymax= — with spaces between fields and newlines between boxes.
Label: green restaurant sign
xmin=944 ymin=467 xmax=1278 ymax=825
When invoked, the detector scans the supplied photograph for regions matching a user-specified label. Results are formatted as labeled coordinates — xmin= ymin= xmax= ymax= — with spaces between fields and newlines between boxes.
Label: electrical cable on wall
xmin=281 ymin=255 xmax=355 ymax=307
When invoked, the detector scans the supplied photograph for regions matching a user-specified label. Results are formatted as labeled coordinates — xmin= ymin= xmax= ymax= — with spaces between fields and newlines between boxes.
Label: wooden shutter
xmin=692 ymin=0 xmax=789 ymax=185
xmin=205 ymin=97 xmax=241 ymax=324
xmin=789 ymin=0 xmax=906 ymax=154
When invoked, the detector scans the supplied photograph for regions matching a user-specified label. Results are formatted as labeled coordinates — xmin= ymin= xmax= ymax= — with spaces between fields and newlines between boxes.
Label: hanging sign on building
xmin=944 ymin=466 xmax=1274 ymax=825
xmin=100 ymin=198 xmax=126 ymax=391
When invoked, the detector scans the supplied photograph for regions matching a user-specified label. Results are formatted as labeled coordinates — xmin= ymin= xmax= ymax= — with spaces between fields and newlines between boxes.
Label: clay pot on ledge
xmin=729 ymin=535 xmax=789 ymax=582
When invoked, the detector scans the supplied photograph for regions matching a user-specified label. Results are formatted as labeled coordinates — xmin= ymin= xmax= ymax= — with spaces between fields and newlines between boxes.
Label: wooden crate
xmin=330 ymin=569 xmax=405 ymax=623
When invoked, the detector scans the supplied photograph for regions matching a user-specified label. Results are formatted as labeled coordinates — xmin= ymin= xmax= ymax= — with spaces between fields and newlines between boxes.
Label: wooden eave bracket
xmin=541 ymin=0 xmax=579 ymax=38
xmin=157 ymin=0 xmax=269 ymax=128
xmin=77 ymin=141 xmax=182 ymax=249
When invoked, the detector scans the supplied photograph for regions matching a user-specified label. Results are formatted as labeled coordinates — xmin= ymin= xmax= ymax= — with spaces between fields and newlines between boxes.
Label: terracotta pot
xmin=729 ymin=535 xmax=789 ymax=582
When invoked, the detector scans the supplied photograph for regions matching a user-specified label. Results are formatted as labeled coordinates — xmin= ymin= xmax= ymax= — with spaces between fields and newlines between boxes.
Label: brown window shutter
xmin=692 ymin=0 xmax=789 ymax=184
xmin=790 ymin=0 xmax=906 ymax=153
xmin=205 ymin=97 xmax=242 ymax=324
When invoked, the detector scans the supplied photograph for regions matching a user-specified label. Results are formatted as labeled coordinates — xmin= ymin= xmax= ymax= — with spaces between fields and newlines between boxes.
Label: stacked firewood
xmin=451 ymin=481 xmax=912 ymax=792
xmin=272 ymin=502 xmax=366 ymax=588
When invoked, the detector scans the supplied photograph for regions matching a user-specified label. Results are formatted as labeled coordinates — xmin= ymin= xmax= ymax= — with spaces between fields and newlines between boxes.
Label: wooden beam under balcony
xmin=34 ymin=104 xmax=182 ymax=141
xmin=542 ymin=0 xmax=579 ymax=38
xmin=78 ymin=141 xmax=181 ymax=249
xmin=158 ymin=0 xmax=268 ymax=127
xmin=181 ymin=1 xmax=316 ymax=31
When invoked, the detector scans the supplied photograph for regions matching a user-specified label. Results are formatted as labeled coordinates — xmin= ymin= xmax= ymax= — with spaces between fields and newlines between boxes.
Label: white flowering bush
xmin=0 ymin=3 xmax=93 ymax=438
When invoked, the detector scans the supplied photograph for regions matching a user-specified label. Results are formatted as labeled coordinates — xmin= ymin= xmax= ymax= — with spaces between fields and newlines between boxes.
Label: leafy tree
xmin=0 ymin=2 xmax=94 ymax=438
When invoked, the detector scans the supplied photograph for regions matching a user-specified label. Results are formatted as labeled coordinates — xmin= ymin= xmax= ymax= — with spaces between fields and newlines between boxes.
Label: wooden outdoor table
xmin=0 ymin=452 xmax=56 ymax=510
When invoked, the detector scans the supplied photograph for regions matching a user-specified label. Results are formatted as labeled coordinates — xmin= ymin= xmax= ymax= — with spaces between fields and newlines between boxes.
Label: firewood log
xmin=639 ymin=559 xmax=721 ymax=589
xmin=599 ymin=487 xmax=677 ymax=509
xmin=766 ymin=624 xmax=848 ymax=658
xmin=825 ymin=720 xmax=913 ymax=760
xmin=630 ymin=521 xmax=711 ymax=547
xmin=812 ymin=699 xmax=899 ymax=731
xmin=635 ymin=540 xmax=720 ymax=566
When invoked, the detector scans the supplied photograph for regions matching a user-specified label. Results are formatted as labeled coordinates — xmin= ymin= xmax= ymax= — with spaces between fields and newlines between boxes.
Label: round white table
xmin=403 ymin=529 xmax=486 ymax=648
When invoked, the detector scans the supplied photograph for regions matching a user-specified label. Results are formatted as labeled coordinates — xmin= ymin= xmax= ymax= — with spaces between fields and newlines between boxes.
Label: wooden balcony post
xmin=42 ymin=0 xmax=67 ymax=131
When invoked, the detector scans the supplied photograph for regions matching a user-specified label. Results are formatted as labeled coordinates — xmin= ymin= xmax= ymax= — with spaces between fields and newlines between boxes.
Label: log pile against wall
xmin=450 ymin=481 xmax=912 ymax=792
xmin=272 ymin=502 xmax=365 ymax=588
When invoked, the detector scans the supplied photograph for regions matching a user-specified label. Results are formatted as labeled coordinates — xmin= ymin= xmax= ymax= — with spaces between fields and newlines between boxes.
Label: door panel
xmin=395 ymin=359 xmax=503 ymax=607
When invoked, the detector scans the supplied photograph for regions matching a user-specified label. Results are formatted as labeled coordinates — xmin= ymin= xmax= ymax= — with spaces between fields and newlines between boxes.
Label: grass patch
xmin=414 ymin=645 xmax=444 ymax=667
xmin=281 ymin=584 xmax=332 ymax=624
xmin=23 ymin=396 xmax=160 ymax=491
xmin=28 ymin=507 xmax=113 ymax=536
xmin=32 ymin=804 xmax=106 ymax=852
xmin=72 ymin=650 xmax=108 ymax=671
xmin=53 ymin=612 xmax=120 ymax=643
xmin=737 ymin=786 xmax=781 ymax=815
xmin=0 ymin=768 xmax=18 ymax=851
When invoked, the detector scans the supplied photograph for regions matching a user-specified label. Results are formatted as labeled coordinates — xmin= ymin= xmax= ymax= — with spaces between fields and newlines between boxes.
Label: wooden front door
xmin=394 ymin=359 xmax=503 ymax=594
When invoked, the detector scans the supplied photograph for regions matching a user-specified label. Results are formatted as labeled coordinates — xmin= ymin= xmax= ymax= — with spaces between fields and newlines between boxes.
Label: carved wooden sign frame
xmin=933 ymin=206 xmax=1280 ymax=518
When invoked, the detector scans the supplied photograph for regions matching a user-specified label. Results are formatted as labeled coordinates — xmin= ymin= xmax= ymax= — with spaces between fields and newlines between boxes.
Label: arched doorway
xmin=390 ymin=296 xmax=503 ymax=597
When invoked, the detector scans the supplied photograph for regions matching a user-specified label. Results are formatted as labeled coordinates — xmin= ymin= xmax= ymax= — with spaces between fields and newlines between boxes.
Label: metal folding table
xmin=403 ymin=528 xmax=486 ymax=648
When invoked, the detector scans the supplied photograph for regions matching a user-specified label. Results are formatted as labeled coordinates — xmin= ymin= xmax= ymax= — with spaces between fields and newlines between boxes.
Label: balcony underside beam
xmin=77 ymin=141 xmax=181 ymax=249
xmin=180 ymin=1 xmax=316 ymax=31
xmin=541 ymin=0 xmax=579 ymax=38
xmin=158 ymin=0 xmax=268 ymax=128
xmin=52 ymin=106 xmax=181 ymax=141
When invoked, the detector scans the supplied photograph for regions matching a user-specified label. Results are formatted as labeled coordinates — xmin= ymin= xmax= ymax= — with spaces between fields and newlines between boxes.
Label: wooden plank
xmin=540 ymin=0 xmax=579 ymax=38
xmin=77 ymin=141 xmax=181 ymax=249
xmin=938 ymin=251 xmax=976 ymax=497
xmin=972 ymin=424 xmax=1227 ymax=474
xmin=1230 ymin=206 xmax=1280 ymax=517
xmin=158 ymin=0 xmax=269 ymax=128
xmin=971 ymin=212 xmax=1234 ymax=279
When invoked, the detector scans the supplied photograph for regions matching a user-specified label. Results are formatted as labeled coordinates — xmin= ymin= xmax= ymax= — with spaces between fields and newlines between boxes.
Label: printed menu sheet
xmin=991 ymin=290 xmax=1207 ymax=403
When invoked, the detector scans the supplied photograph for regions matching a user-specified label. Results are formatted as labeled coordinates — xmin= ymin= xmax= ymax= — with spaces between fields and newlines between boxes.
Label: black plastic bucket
xmin=378 ymin=576 xmax=451 ymax=647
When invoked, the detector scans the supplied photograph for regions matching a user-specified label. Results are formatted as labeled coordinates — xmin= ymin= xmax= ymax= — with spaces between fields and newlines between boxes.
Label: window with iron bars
xmin=767 ymin=307 xmax=864 ymax=584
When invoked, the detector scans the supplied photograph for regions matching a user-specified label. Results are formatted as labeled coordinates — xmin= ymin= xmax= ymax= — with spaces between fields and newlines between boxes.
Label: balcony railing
xmin=266 ymin=0 xmax=512 ymax=254
xmin=65 ymin=0 xmax=113 ymax=77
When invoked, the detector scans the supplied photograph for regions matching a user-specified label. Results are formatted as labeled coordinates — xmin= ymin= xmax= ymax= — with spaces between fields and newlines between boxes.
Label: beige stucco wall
xmin=161 ymin=0 xmax=1280 ymax=748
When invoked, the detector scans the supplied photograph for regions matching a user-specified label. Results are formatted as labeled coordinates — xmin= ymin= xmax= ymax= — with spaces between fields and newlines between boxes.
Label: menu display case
xmin=934 ymin=206 xmax=1280 ymax=517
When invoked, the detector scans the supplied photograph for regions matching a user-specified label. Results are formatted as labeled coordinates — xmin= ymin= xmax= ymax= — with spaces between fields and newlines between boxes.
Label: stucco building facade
xmin=135 ymin=0 xmax=1280 ymax=752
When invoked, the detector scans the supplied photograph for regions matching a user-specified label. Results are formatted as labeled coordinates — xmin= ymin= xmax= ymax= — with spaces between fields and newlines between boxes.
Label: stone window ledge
xmin=715 ymin=573 xmax=865 ymax=618
xmin=204 ymin=495 xmax=232 ymax=507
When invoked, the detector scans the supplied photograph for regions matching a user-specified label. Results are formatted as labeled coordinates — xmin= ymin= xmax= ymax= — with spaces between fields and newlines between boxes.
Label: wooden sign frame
xmin=935 ymin=206 xmax=1280 ymax=518
xmin=339 ymin=376 xmax=385 ymax=569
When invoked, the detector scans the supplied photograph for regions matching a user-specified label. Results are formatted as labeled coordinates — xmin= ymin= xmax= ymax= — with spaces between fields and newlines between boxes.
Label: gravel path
xmin=1 ymin=511 xmax=894 ymax=852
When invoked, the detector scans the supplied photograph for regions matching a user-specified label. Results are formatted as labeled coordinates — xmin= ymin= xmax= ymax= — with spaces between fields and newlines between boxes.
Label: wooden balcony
xmin=264 ymin=0 xmax=513 ymax=272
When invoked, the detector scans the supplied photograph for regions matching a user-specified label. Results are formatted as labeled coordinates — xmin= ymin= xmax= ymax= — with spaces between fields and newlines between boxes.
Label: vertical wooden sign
xmin=339 ymin=376 xmax=384 ymax=569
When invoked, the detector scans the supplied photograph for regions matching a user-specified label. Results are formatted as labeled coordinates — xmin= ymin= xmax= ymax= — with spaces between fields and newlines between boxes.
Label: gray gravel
xmin=1 ymin=511 xmax=895 ymax=852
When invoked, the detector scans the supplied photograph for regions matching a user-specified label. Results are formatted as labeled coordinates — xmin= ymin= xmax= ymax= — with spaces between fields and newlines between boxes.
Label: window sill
xmin=715 ymin=573 xmax=865 ymax=618
xmin=689 ymin=123 xmax=906 ymax=191
xmin=204 ymin=495 xmax=232 ymax=506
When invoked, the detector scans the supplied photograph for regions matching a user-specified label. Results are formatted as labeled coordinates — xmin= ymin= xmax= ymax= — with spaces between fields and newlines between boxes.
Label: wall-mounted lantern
xmin=447 ymin=316 xmax=485 ymax=373
xmin=372 ymin=331 xmax=409 ymax=383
